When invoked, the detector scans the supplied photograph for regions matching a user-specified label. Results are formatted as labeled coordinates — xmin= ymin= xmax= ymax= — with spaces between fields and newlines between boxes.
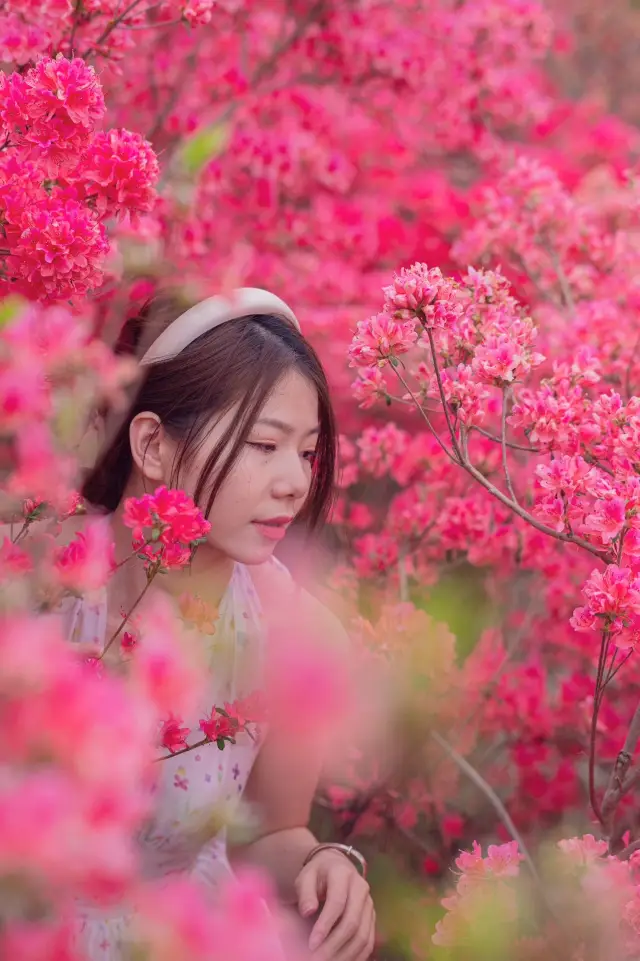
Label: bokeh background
xmin=4 ymin=1 xmax=640 ymax=958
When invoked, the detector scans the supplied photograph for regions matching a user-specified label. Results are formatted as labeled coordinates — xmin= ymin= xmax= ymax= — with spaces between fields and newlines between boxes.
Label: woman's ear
xmin=129 ymin=412 xmax=167 ymax=484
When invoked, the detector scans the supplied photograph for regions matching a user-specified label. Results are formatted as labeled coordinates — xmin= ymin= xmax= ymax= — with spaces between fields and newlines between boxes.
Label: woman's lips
xmin=252 ymin=518 xmax=291 ymax=542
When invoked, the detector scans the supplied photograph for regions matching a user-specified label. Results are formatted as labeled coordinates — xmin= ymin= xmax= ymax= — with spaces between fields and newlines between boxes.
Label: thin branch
xmin=398 ymin=545 xmax=409 ymax=602
xmin=602 ymin=697 xmax=640 ymax=836
xmin=251 ymin=0 xmax=326 ymax=86
xmin=67 ymin=0 xmax=84 ymax=56
xmin=146 ymin=52 xmax=197 ymax=142
xmin=546 ymin=244 xmax=576 ymax=313
xmin=620 ymin=765 xmax=640 ymax=802
xmin=462 ymin=458 xmax=611 ymax=562
xmin=431 ymin=731 xmax=547 ymax=896
xmin=603 ymin=648 xmax=633 ymax=689
xmin=393 ymin=367 xmax=459 ymax=468
xmin=11 ymin=520 xmax=30 ymax=545
xmin=589 ymin=631 xmax=609 ymax=824
xmin=99 ymin=574 xmax=154 ymax=659
xmin=473 ymin=425 xmax=540 ymax=452
xmin=387 ymin=815 xmax=440 ymax=857
xmin=501 ymin=388 xmax=518 ymax=503
xmin=124 ymin=16 xmax=185 ymax=30
xmin=582 ymin=452 xmax=615 ymax=478
xmin=393 ymin=355 xmax=610 ymax=563
xmin=618 ymin=838 xmax=640 ymax=861
xmin=426 ymin=328 xmax=463 ymax=462
xmin=83 ymin=0 xmax=146 ymax=56
xmin=156 ymin=735 xmax=209 ymax=762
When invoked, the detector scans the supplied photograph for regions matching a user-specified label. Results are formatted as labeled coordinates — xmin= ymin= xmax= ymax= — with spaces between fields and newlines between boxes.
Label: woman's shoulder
xmin=248 ymin=557 xmax=349 ymax=650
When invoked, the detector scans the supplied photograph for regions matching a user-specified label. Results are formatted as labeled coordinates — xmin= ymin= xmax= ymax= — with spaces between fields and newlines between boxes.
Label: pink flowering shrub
xmin=0 ymin=55 xmax=158 ymax=301
xmin=0 ymin=299 xmax=291 ymax=959
xmin=5 ymin=0 xmax=640 ymax=958
xmin=431 ymin=835 xmax=640 ymax=957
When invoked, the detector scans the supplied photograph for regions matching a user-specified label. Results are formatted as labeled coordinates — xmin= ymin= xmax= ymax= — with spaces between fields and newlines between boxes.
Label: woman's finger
xmin=356 ymin=909 xmax=376 ymax=961
xmin=308 ymin=870 xmax=350 ymax=951
xmin=329 ymin=898 xmax=375 ymax=961
xmin=295 ymin=863 xmax=321 ymax=919
xmin=317 ymin=877 xmax=371 ymax=958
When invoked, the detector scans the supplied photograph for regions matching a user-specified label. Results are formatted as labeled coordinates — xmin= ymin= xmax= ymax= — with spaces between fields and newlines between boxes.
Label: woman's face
xmin=174 ymin=369 xmax=320 ymax=565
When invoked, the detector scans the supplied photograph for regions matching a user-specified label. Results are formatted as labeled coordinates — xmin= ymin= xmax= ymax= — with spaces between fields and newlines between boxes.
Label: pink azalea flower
xmin=160 ymin=714 xmax=191 ymax=754
xmin=52 ymin=519 xmax=116 ymax=593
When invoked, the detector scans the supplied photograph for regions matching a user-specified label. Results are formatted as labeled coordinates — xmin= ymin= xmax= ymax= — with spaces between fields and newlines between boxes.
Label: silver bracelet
xmin=303 ymin=842 xmax=367 ymax=878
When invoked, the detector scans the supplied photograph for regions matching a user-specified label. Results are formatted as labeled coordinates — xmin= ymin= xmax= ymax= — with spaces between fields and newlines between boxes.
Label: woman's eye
xmin=248 ymin=442 xmax=276 ymax=454
xmin=303 ymin=450 xmax=318 ymax=464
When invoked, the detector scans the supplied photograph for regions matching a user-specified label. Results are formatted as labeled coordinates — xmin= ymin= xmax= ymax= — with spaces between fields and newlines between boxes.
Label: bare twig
xmin=602 ymin=698 xmax=640 ymax=839
xmin=251 ymin=0 xmax=326 ymax=86
xmin=67 ymin=0 xmax=84 ymax=56
xmin=426 ymin=328 xmax=463 ymax=462
xmin=589 ymin=631 xmax=610 ymax=824
xmin=462 ymin=458 xmax=610 ymax=562
xmin=431 ymin=731 xmax=547 ymax=895
xmin=99 ymin=574 xmax=154 ymax=659
xmin=11 ymin=520 xmax=30 ymax=545
xmin=620 ymin=766 xmax=640 ymax=803
xmin=83 ymin=0 xmax=146 ymax=56
xmin=472 ymin=425 xmax=539 ymax=452
xmin=546 ymin=244 xmax=576 ymax=313
xmin=125 ymin=16 xmax=185 ymax=30
xmin=618 ymin=838 xmax=640 ymax=861
xmin=146 ymin=45 xmax=200 ymax=142
xmin=156 ymin=735 xmax=209 ymax=762
xmin=394 ymin=367 xmax=460 ymax=468
xmin=398 ymin=545 xmax=409 ymax=602
xmin=391 ymin=364 xmax=611 ymax=563
xmin=501 ymin=388 xmax=518 ymax=503
xmin=603 ymin=648 xmax=633 ymax=688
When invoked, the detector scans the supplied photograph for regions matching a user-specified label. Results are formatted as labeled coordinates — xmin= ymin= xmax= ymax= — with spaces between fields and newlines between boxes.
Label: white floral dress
xmin=64 ymin=561 xmax=275 ymax=960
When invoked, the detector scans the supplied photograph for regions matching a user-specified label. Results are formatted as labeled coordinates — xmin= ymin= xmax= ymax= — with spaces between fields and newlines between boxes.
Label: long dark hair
xmin=82 ymin=294 xmax=337 ymax=529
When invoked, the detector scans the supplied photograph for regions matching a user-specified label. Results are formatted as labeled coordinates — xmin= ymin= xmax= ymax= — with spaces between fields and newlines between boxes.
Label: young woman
xmin=70 ymin=288 xmax=375 ymax=960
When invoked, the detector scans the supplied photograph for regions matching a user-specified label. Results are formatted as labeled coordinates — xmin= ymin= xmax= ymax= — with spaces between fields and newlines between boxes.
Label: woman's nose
xmin=272 ymin=452 xmax=310 ymax=500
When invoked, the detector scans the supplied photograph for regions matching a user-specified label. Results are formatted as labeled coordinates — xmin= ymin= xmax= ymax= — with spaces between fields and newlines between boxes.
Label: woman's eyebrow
xmin=256 ymin=417 xmax=320 ymax=436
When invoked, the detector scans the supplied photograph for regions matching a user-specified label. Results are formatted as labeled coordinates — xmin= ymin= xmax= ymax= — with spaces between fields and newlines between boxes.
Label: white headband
xmin=138 ymin=287 xmax=301 ymax=367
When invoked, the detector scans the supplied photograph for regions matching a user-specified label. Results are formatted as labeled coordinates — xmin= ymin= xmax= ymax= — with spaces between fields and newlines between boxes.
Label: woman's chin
xmin=207 ymin=531 xmax=278 ymax=567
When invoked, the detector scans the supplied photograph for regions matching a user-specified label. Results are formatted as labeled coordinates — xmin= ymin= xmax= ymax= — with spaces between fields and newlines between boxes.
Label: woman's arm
xmin=229 ymin=577 xmax=374 ymax=960
xmin=229 ymin=575 xmax=338 ymax=896
xmin=229 ymin=708 xmax=323 ymax=902
xmin=230 ymin=695 xmax=374 ymax=960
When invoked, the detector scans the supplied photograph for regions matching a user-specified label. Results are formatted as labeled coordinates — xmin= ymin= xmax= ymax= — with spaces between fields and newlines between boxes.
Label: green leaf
xmin=216 ymin=737 xmax=226 ymax=750
xmin=0 ymin=296 xmax=26 ymax=330
xmin=181 ymin=124 xmax=230 ymax=175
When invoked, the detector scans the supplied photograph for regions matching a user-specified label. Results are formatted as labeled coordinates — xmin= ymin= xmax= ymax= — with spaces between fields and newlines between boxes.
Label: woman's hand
xmin=295 ymin=850 xmax=375 ymax=961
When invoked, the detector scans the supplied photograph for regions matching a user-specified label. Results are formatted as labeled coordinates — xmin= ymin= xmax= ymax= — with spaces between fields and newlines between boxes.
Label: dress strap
xmin=58 ymin=590 xmax=108 ymax=651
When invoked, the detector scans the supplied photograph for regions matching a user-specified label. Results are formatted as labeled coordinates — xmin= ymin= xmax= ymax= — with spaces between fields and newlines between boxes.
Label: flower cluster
xmin=350 ymin=265 xmax=544 ymax=421
xmin=0 ymin=298 xmax=132 ymax=509
xmin=159 ymin=692 xmax=269 ymax=756
xmin=433 ymin=836 xmax=640 ymax=955
xmin=123 ymin=486 xmax=211 ymax=572
xmin=0 ymin=55 xmax=159 ymax=301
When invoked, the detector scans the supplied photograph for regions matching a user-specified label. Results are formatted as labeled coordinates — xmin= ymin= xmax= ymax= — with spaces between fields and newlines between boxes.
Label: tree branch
xmin=426 ymin=328 xmax=463 ymax=462
xmin=430 ymin=730 xmax=550 ymax=903
xmin=602 ymin=697 xmax=640 ymax=840
xmin=501 ymin=387 xmax=518 ymax=503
